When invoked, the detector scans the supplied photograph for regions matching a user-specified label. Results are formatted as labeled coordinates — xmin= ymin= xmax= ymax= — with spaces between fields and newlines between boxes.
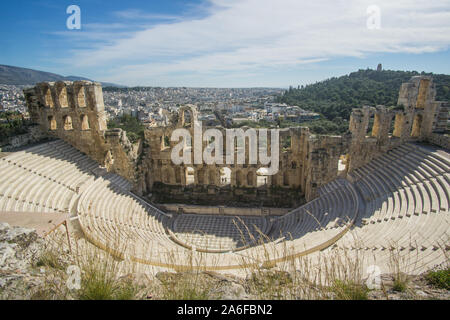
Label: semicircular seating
xmin=335 ymin=143 xmax=450 ymax=274
xmin=76 ymin=171 xmax=360 ymax=267
xmin=0 ymin=139 xmax=448 ymax=273
xmin=0 ymin=140 xmax=99 ymax=214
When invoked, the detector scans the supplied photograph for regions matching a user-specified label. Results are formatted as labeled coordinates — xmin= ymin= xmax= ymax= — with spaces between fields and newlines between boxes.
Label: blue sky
xmin=1 ymin=0 xmax=450 ymax=87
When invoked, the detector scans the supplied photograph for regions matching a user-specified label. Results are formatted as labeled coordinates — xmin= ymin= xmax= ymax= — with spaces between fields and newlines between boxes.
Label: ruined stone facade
xmin=346 ymin=76 xmax=449 ymax=174
xmin=23 ymin=76 xmax=448 ymax=207
xmin=23 ymin=81 xmax=138 ymax=182
xmin=137 ymin=107 xmax=346 ymax=206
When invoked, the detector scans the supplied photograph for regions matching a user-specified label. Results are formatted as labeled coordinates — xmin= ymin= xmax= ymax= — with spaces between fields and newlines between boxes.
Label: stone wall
xmin=433 ymin=101 xmax=449 ymax=134
xmin=346 ymin=76 xmax=448 ymax=172
xmin=159 ymin=203 xmax=289 ymax=216
xmin=428 ymin=132 xmax=450 ymax=150
xmin=304 ymin=134 xmax=349 ymax=200
xmin=23 ymin=81 xmax=138 ymax=182
xmin=136 ymin=106 xmax=345 ymax=205
xmin=0 ymin=125 xmax=47 ymax=151
xmin=23 ymin=76 xmax=448 ymax=207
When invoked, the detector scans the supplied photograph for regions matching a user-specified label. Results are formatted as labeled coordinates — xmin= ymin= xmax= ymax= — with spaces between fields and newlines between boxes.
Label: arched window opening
xmin=416 ymin=79 xmax=430 ymax=109
xmin=256 ymin=168 xmax=269 ymax=187
xmin=366 ymin=114 xmax=375 ymax=137
xmin=388 ymin=116 xmax=396 ymax=136
xmin=197 ymin=168 xmax=205 ymax=185
xmin=220 ymin=167 xmax=231 ymax=185
xmin=175 ymin=168 xmax=181 ymax=184
xmin=63 ymin=115 xmax=73 ymax=130
xmin=411 ymin=114 xmax=423 ymax=138
xmin=161 ymin=135 xmax=170 ymax=150
xmin=338 ymin=154 xmax=348 ymax=173
xmin=247 ymin=171 xmax=255 ymax=187
xmin=185 ymin=167 xmax=195 ymax=185
xmin=209 ymin=169 xmax=216 ymax=185
xmin=44 ymin=87 xmax=54 ymax=108
xmin=235 ymin=170 xmax=243 ymax=187
xmin=77 ymin=87 xmax=86 ymax=108
xmin=182 ymin=110 xmax=192 ymax=126
xmin=281 ymin=135 xmax=291 ymax=151
xmin=48 ymin=116 xmax=57 ymax=131
xmin=371 ymin=114 xmax=380 ymax=137
xmin=393 ymin=113 xmax=404 ymax=138
xmin=80 ymin=115 xmax=90 ymax=130
xmin=58 ymin=86 xmax=68 ymax=108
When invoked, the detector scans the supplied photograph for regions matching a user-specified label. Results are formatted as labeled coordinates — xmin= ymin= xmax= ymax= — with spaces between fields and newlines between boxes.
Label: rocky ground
xmin=0 ymin=222 xmax=46 ymax=299
xmin=0 ymin=222 xmax=448 ymax=300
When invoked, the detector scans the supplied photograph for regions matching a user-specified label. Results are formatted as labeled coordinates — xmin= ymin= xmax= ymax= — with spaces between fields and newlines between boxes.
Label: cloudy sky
xmin=1 ymin=0 xmax=450 ymax=87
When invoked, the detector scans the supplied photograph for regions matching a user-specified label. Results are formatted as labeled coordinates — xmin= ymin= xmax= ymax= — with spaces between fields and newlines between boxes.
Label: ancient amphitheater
xmin=0 ymin=76 xmax=449 ymax=276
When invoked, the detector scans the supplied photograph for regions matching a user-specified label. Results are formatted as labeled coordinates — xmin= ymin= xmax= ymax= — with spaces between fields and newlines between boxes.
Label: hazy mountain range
xmin=0 ymin=64 xmax=124 ymax=87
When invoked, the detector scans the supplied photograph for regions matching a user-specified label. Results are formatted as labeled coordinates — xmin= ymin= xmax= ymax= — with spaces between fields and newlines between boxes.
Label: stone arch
xmin=175 ymin=167 xmax=182 ymax=184
xmin=76 ymin=85 xmax=86 ymax=108
xmin=388 ymin=114 xmax=396 ymax=136
xmin=178 ymin=105 xmax=198 ymax=127
xmin=48 ymin=116 xmax=57 ymax=131
xmin=80 ymin=114 xmax=90 ymax=130
xmin=281 ymin=135 xmax=291 ymax=150
xmin=56 ymin=83 xmax=69 ymax=108
xmin=185 ymin=166 xmax=195 ymax=185
xmin=371 ymin=114 xmax=381 ymax=137
xmin=197 ymin=168 xmax=205 ymax=185
xmin=63 ymin=115 xmax=73 ymax=130
xmin=220 ymin=167 xmax=231 ymax=185
xmin=256 ymin=168 xmax=269 ymax=187
xmin=43 ymin=85 xmax=54 ymax=108
xmin=235 ymin=170 xmax=243 ymax=187
xmin=338 ymin=154 xmax=348 ymax=173
xmin=411 ymin=114 xmax=423 ymax=138
xmin=208 ymin=169 xmax=216 ymax=185
xmin=257 ymin=176 xmax=268 ymax=187
xmin=182 ymin=109 xmax=192 ymax=126
xmin=416 ymin=79 xmax=430 ymax=109
xmin=366 ymin=113 xmax=375 ymax=137
xmin=392 ymin=113 xmax=404 ymax=138
xmin=247 ymin=171 xmax=255 ymax=187
xmin=161 ymin=134 xmax=170 ymax=150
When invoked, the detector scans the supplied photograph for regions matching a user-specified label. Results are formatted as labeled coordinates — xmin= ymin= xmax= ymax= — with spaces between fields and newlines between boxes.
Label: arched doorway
xmin=185 ymin=167 xmax=195 ymax=185
xmin=220 ymin=167 xmax=231 ymax=185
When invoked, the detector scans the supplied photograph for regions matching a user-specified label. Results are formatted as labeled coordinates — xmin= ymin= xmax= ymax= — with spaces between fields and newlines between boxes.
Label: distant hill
xmin=278 ymin=69 xmax=450 ymax=121
xmin=0 ymin=64 xmax=124 ymax=87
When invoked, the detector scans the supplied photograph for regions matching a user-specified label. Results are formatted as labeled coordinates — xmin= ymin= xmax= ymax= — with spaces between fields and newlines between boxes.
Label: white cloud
xmin=63 ymin=0 xmax=450 ymax=85
xmin=112 ymin=9 xmax=180 ymax=21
